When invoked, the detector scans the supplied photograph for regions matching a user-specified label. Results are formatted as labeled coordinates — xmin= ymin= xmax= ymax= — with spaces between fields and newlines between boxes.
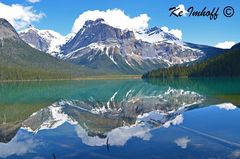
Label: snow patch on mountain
xmin=135 ymin=26 xmax=181 ymax=44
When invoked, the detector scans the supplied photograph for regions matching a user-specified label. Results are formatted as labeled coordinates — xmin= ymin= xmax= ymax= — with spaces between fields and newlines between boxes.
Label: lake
xmin=0 ymin=78 xmax=240 ymax=159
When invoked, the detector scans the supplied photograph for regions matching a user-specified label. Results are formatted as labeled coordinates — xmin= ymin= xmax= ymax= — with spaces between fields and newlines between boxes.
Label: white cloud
xmin=0 ymin=2 xmax=44 ymax=30
xmin=178 ymin=4 xmax=188 ymax=16
xmin=27 ymin=0 xmax=40 ymax=3
xmin=174 ymin=136 xmax=191 ymax=149
xmin=171 ymin=4 xmax=188 ymax=16
xmin=215 ymin=41 xmax=236 ymax=49
xmin=71 ymin=9 xmax=150 ymax=33
xmin=71 ymin=9 xmax=184 ymax=40
xmin=161 ymin=26 xmax=183 ymax=39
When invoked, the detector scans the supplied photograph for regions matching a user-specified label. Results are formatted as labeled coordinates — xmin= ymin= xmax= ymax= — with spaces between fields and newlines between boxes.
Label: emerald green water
xmin=0 ymin=78 xmax=240 ymax=159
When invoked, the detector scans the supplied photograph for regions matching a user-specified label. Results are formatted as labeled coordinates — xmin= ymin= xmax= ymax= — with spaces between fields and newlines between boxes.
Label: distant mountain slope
xmin=0 ymin=18 xmax=96 ymax=80
xmin=183 ymin=42 xmax=226 ymax=59
xmin=19 ymin=26 xmax=74 ymax=56
xmin=142 ymin=47 xmax=240 ymax=78
xmin=231 ymin=42 xmax=240 ymax=50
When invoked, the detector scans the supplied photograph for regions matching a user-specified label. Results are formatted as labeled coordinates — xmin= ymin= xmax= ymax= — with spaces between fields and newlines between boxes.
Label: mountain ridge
xmin=18 ymin=18 xmax=226 ymax=75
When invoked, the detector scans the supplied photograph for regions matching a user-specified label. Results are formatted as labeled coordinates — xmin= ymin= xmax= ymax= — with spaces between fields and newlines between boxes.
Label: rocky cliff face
xmin=0 ymin=18 xmax=20 ymax=40
xmin=61 ymin=18 xmax=135 ymax=54
xmin=19 ymin=27 xmax=49 ymax=52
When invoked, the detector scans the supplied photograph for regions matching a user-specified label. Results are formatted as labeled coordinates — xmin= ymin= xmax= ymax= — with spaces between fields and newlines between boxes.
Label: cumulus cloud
xmin=178 ymin=4 xmax=188 ymax=16
xmin=170 ymin=4 xmax=188 ymax=16
xmin=0 ymin=2 xmax=44 ymax=30
xmin=174 ymin=136 xmax=191 ymax=149
xmin=71 ymin=9 xmax=185 ymax=40
xmin=161 ymin=26 xmax=183 ymax=39
xmin=215 ymin=41 xmax=236 ymax=49
xmin=71 ymin=9 xmax=150 ymax=33
xmin=27 ymin=0 xmax=40 ymax=3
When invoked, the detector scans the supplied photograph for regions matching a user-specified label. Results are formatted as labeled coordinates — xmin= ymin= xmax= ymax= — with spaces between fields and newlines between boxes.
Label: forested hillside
xmin=0 ymin=18 xmax=96 ymax=80
xmin=142 ymin=47 xmax=240 ymax=78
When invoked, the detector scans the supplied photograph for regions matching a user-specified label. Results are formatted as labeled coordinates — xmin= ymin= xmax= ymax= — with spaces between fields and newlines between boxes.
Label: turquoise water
xmin=0 ymin=78 xmax=240 ymax=159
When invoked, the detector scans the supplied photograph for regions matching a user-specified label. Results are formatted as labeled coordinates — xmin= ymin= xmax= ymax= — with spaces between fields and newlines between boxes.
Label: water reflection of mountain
xmin=20 ymin=87 xmax=204 ymax=146
xmin=0 ymin=80 xmax=205 ymax=145
xmin=3 ymin=78 xmax=239 ymax=145
xmin=0 ymin=79 xmax=239 ymax=159
xmin=0 ymin=123 xmax=21 ymax=143
xmin=145 ymin=78 xmax=240 ymax=105
xmin=6 ymin=78 xmax=240 ymax=145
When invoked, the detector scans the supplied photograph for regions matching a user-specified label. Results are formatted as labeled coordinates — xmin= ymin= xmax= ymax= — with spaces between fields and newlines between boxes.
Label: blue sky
xmin=1 ymin=0 xmax=239 ymax=47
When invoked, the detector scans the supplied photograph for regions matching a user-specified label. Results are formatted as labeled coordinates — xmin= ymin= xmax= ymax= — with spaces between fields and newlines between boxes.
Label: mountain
xmin=0 ymin=18 xmax=96 ymax=80
xmin=142 ymin=47 xmax=240 ymax=78
xmin=0 ymin=19 xmax=19 ymax=40
xmin=19 ymin=26 xmax=74 ymax=56
xmin=58 ymin=19 xmax=215 ymax=74
xmin=231 ymin=42 xmax=240 ymax=50
xmin=19 ymin=19 xmax=225 ymax=74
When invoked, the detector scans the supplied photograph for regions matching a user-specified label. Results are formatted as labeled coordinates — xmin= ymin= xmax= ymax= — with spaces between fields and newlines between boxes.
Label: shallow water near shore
xmin=0 ymin=78 xmax=240 ymax=159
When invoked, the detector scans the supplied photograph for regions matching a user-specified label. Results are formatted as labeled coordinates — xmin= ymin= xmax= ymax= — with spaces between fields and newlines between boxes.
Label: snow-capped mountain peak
xmin=19 ymin=26 xmax=74 ymax=56
xmin=18 ymin=25 xmax=37 ymax=34
xmin=135 ymin=26 xmax=180 ymax=44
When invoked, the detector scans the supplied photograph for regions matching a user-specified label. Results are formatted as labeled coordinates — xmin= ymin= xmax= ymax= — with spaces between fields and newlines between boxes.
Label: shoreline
xmin=0 ymin=75 xmax=141 ymax=83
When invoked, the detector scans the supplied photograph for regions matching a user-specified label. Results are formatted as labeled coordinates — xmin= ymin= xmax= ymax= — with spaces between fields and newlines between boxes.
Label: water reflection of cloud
xmin=163 ymin=114 xmax=184 ymax=128
xmin=75 ymin=112 xmax=185 ymax=147
xmin=174 ymin=136 xmax=191 ymax=149
xmin=75 ymin=124 xmax=151 ymax=146
xmin=215 ymin=103 xmax=237 ymax=111
xmin=0 ymin=132 xmax=41 ymax=158
xmin=231 ymin=150 xmax=240 ymax=158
